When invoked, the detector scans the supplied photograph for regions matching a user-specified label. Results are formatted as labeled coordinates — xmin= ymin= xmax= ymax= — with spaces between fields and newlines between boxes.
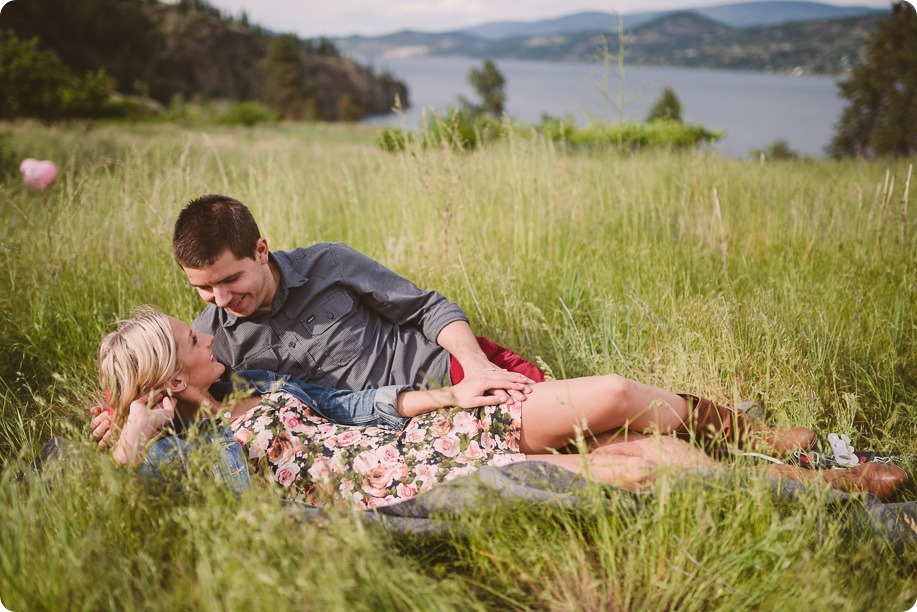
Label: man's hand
xmin=464 ymin=359 xmax=534 ymax=408
xmin=449 ymin=368 xmax=534 ymax=409
xmin=89 ymin=404 xmax=114 ymax=449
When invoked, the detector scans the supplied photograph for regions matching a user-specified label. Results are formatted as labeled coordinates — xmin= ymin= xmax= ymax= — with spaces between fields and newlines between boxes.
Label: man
xmin=92 ymin=194 xmax=543 ymax=444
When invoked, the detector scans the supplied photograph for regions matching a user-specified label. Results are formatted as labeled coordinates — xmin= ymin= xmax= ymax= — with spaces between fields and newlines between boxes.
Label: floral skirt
xmin=231 ymin=391 xmax=527 ymax=510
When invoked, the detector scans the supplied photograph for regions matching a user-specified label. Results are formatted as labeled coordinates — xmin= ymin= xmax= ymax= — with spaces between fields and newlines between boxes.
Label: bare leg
xmin=528 ymin=453 xmax=652 ymax=492
xmin=528 ymin=435 xmax=716 ymax=491
xmin=589 ymin=432 xmax=717 ymax=468
xmin=518 ymin=375 xmax=689 ymax=454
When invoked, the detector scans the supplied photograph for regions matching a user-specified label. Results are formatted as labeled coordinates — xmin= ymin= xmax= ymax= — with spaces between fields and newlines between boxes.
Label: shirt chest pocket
xmin=299 ymin=290 xmax=363 ymax=366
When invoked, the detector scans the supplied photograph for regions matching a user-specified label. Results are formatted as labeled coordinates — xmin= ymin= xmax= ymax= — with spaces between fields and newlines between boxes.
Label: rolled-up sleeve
xmin=373 ymin=384 xmax=414 ymax=428
xmin=328 ymin=243 xmax=467 ymax=343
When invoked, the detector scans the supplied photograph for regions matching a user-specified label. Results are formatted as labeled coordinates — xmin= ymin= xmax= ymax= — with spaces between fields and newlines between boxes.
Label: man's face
xmin=181 ymin=239 xmax=276 ymax=318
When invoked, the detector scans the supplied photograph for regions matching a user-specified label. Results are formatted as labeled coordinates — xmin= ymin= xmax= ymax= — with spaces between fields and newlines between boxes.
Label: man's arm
xmin=436 ymin=320 xmax=532 ymax=407
xmin=328 ymin=243 xmax=533 ymax=403
xmin=326 ymin=243 xmax=467 ymax=338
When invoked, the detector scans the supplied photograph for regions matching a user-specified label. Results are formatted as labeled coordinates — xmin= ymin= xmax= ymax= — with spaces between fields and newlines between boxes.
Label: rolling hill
xmin=335 ymin=1 xmax=890 ymax=74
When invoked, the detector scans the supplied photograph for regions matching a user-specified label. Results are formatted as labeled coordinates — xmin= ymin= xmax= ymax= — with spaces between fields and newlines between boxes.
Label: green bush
xmin=0 ymin=132 xmax=20 ymax=180
xmin=560 ymin=119 xmax=722 ymax=150
xmin=752 ymin=139 xmax=801 ymax=161
xmin=0 ymin=30 xmax=114 ymax=120
xmin=218 ymin=101 xmax=278 ymax=126
xmin=376 ymin=109 xmax=508 ymax=152
xmin=378 ymin=113 xmax=721 ymax=153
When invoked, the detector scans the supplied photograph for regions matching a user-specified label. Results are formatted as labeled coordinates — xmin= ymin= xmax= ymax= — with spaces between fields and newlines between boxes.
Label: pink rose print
xmin=234 ymin=428 xmax=252 ymax=446
xmin=353 ymin=449 xmax=381 ymax=473
xmin=464 ymin=440 xmax=486 ymax=461
xmin=451 ymin=411 xmax=479 ymax=434
xmin=281 ymin=413 xmax=308 ymax=433
xmin=415 ymin=463 xmax=439 ymax=482
xmin=362 ymin=465 xmax=395 ymax=497
xmin=405 ymin=427 xmax=427 ymax=444
xmin=253 ymin=415 xmax=273 ymax=432
xmin=308 ymin=457 xmax=332 ymax=482
xmin=267 ymin=431 xmax=301 ymax=463
xmin=275 ymin=461 xmax=301 ymax=487
xmin=505 ymin=429 xmax=520 ymax=451
xmin=250 ymin=429 xmax=274 ymax=458
xmin=430 ymin=418 xmax=452 ymax=437
xmin=335 ymin=429 xmax=363 ymax=447
xmin=397 ymin=483 xmax=417 ymax=498
xmin=377 ymin=444 xmax=400 ymax=465
xmin=392 ymin=462 xmax=410 ymax=481
xmin=433 ymin=434 xmax=460 ymax=457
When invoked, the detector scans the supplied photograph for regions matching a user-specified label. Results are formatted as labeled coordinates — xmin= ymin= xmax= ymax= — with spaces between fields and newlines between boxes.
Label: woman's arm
xmin=112 ymin=394 xmax=176 ymax=466
xmin=395 ymin=370 xmax=533 ymax=418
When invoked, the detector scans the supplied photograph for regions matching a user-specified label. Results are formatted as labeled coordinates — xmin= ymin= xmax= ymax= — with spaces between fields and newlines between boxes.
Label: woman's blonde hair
xmin=98 ymin=307 xmax=178 ymax=428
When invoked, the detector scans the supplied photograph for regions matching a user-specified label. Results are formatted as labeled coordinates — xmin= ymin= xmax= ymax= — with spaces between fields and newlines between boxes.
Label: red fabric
xmin=450 ymin=336 xmax=546 ymax=384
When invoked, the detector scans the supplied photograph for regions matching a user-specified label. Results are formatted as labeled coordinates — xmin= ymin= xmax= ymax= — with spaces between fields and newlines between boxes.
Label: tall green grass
xmin=0 ymin=120 xmax=914 ymax=609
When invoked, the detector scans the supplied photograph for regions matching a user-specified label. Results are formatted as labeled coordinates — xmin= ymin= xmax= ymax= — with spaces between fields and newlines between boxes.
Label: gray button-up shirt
xmin=191 ymin=243 xmax=468 ymax=391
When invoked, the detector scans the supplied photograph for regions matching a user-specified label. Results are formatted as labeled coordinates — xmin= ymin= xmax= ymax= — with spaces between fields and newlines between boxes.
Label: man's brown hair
xmin=173 ymin=194 xmax=262 ymax=267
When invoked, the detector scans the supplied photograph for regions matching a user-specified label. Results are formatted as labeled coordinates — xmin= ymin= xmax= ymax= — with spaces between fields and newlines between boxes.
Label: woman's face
xmin=168 ymin=317 xmax=225 ymax=393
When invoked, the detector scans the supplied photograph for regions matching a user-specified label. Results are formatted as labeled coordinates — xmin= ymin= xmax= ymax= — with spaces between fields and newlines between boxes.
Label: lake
xmin=362 ymin=56 xmax=846 ymax=158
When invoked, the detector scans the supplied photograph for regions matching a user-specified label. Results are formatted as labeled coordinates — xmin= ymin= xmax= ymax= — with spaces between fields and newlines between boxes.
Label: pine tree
xmin=647 ymin=87 xmax=682 ymax=122
xmin=462 ymin=59 xmax=506 ymax=117
xmin=829 ymin=2 xmax=916 ymax=158
xmin=264 ymin=35 xmax=304 ymax=120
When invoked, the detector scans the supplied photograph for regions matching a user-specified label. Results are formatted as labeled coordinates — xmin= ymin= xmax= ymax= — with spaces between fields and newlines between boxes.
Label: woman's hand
xmin=112 ymin=393 xmax=176 ymax=466
xmin=89 ymin=405 xmax=114 ymax=449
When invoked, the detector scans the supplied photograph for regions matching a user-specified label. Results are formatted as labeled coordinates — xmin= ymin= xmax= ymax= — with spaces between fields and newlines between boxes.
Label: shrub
xmin=218 ymin=101 xmax=278 ymax=126
xmin=0 ymin=30 xmax=113 ymax=120
xmin=376 ymin=110 xmax=508 ymax=152
xmin=549 ymin=119 xmax=721 ymax=150
xmin=377 ymin=114 xmax=721 ymax=153
xmin=751 ymin=140 xmax=801 ymax=161
xmin=0 ymin=132 xmax=20 ymax=181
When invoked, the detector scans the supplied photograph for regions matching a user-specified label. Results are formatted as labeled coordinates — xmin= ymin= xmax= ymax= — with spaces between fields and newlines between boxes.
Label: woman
xmin=98 ymin=308 xmax=907 ymax=507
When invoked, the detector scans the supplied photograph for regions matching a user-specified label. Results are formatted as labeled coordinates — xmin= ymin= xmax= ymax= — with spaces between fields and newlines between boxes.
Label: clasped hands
xmin=447 ymin=365 xmax=535 ymax=409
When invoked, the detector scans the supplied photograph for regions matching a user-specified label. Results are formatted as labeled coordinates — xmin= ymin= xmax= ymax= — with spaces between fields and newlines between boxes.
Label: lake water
xmin=362 ymin=56 xmax=846 ymax=158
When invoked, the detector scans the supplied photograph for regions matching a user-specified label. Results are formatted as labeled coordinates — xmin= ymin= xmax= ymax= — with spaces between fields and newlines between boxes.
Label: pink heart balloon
xmin=20 ymin=157 xmax=58 ymax=191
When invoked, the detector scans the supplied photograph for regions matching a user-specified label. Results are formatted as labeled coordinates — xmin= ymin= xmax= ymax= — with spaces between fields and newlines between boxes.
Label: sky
xmin=196 ymin=0 xmax=897 ymax=38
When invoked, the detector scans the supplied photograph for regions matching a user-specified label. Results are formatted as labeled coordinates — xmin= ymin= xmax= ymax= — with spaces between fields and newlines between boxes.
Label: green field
xmin=0 ymin=121 xmax=915 ymax=610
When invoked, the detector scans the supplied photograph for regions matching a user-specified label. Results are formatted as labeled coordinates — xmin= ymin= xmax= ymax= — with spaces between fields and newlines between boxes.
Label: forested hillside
xmin=338 ymin=11 xmax=884 ymax=75
xmin=0 ymin=0 xmax=407 ymax=120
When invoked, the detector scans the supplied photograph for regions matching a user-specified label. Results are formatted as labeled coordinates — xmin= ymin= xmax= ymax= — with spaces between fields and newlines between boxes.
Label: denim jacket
xmin=216 ymin=369 xmax=411 ymax=430
xmin=141 ymin=418 xmax=250 ymax=494
xmin=142 ymin=370 xmax=411 ymax=493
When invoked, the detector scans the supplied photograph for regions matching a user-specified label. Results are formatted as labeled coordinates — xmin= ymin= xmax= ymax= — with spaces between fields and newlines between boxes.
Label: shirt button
xmin=327 ymin=313 xmax=334 ymax=319
xmin=288 ymin=341 xmax=296 ymax=348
